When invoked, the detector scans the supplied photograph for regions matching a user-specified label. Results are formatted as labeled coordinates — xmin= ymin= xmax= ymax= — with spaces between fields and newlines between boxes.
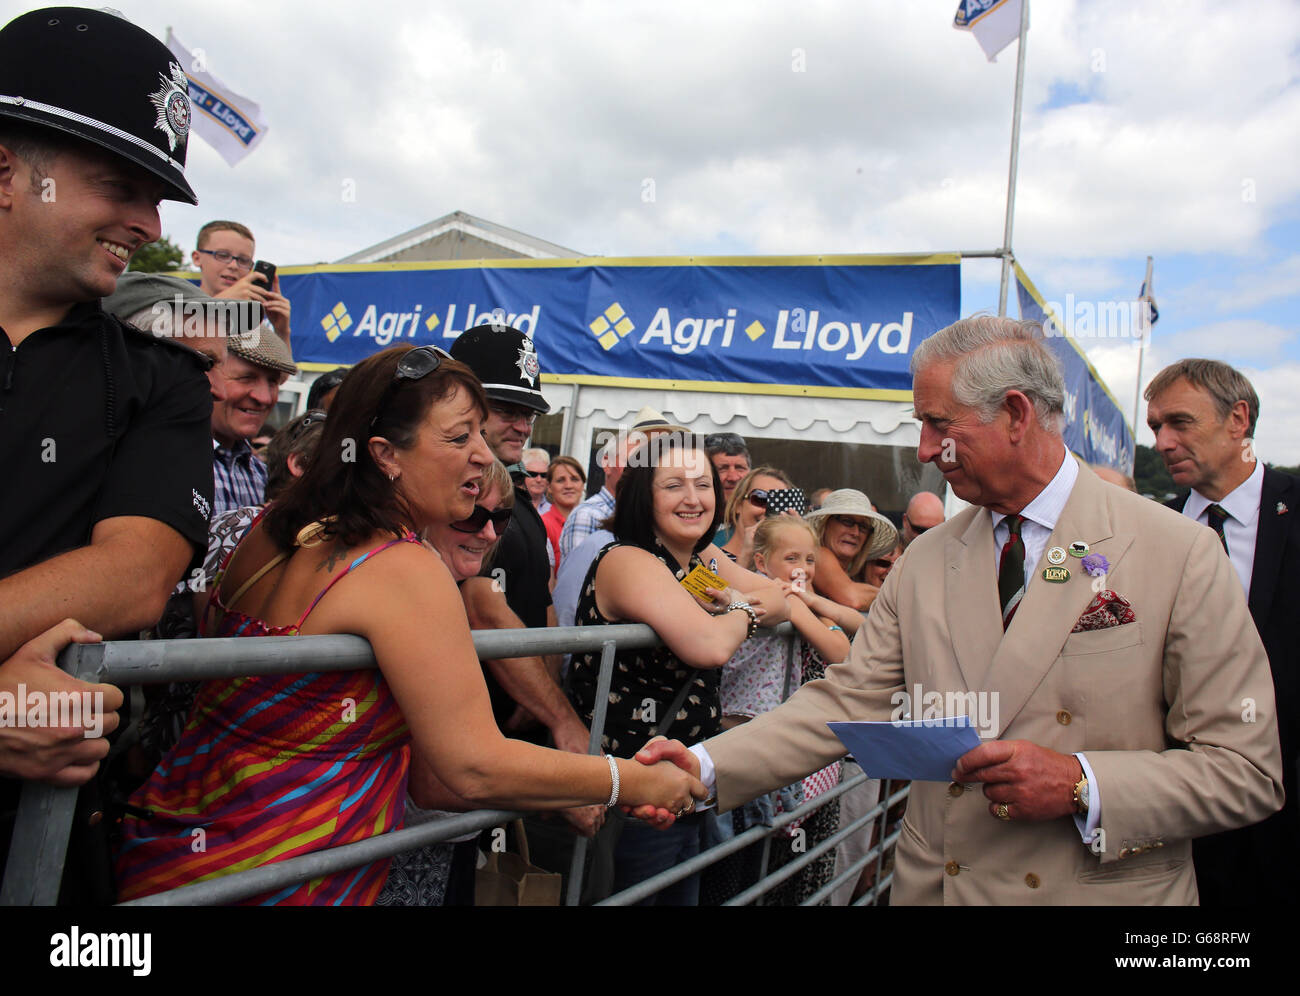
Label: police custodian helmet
xmin=0 ymin=7 xmax=197 ymax=203
xmin=450 ymin=324 xmax=550 ymax=415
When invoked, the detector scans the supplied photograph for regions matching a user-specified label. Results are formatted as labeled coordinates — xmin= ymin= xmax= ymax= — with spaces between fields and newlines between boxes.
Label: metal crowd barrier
xmin=1 ymin=624 xmax=907 ymax=907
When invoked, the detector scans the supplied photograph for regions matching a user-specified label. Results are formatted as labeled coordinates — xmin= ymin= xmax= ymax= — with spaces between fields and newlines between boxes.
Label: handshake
xmin=620 ymin=736 xmax=707 ymax=828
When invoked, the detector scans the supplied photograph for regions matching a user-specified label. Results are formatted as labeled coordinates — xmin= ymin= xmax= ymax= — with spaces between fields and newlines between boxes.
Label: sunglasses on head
xmin=370 ymin=346 xmax=452 ymax=430
xmin=705 ymin=432 xmax=746 ymax=450
xmin=287 ymin=409 xmax=327 ymax=443
xmin=449 ymin=504 xmax=513 ymax=534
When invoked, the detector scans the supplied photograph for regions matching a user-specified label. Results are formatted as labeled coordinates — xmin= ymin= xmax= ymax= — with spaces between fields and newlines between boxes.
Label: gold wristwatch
xmin=1072 ymin=774 xmax=1090 ymax=815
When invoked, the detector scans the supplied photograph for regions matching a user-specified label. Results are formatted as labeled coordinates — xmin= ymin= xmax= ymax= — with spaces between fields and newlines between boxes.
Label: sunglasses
xmin=903 ymin=514 xmax=932 ymax=536
xmin=371 ymin=346 xmax=451 ymax=430
xmin=832 ymin=515 xmax=870 ymax=532
xmin=449 ymin=504 xmax=514 ymax=534
xmin=746 ymin=489 xmax=772 ymax=508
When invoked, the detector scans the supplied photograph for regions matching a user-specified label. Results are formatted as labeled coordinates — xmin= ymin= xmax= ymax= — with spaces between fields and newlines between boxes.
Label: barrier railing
xmin=1 ymin=624 xmax=906 ymax=907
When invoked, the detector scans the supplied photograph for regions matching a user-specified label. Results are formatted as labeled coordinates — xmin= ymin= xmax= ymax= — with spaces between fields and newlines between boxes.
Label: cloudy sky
xmin=84 ymin=0 xmax=1300 ymax=463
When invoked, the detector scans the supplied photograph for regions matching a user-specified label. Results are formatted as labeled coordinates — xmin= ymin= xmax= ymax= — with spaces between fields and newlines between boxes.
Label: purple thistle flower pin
xmin=1081 ymin=553 xmax=1109 ymax=577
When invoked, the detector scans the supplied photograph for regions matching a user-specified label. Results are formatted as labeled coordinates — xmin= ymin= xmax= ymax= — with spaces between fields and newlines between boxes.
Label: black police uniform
xmin=0 ymin=3 xmax=208 ymax=903
xmin=0 ymin=302 xmax=213 ymax=574
xmin=0 ymin=302 xmax=214 ymax=878
xmin=480 ymin=487 xmax=554 ymax=726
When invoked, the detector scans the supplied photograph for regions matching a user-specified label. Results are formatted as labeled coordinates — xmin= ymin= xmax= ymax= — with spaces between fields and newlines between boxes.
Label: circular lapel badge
xmin=1047 ymin=546 xmax=1067 ymax=565
xmin=1068 ymin=541 xmax=1090 ymax=558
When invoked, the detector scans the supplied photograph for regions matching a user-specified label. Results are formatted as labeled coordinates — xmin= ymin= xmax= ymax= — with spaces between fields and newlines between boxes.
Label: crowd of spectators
xmin=2 ymin=5 xmax=1290 ymax=912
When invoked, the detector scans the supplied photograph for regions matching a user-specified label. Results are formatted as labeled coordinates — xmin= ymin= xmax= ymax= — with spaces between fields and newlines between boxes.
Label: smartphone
xmin=253 ymin=260 xmax=277 ymax=289
xmin=764 ymin=488 xmax=806 ymax=517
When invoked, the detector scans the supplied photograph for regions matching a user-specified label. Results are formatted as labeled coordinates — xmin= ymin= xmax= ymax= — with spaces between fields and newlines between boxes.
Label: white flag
xmin=953 ymin=0 xmax=1026 ymax=63
xmin=166 ymin=30 xmax=269 ymax=166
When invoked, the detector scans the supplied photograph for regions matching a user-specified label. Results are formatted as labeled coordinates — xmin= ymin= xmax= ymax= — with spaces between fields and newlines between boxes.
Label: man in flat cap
xmin=0 ymin=8 xmax=213 ymax=868
xmin=210 ymin=321 xmax=297 ymax=515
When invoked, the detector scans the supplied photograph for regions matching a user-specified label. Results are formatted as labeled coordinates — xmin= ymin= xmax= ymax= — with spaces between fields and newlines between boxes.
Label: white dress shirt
xmin=691 ymin=448 xmax=1100 ymax=844
xmin=1180 ymin=458 xmax=1262 ymax=599
xmin=990 ymin=448 xmax=1077 ymax=584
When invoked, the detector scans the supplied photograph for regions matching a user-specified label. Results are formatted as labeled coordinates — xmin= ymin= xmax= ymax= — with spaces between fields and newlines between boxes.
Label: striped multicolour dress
xmin=116 ymin=529 xmax=417 ymax=905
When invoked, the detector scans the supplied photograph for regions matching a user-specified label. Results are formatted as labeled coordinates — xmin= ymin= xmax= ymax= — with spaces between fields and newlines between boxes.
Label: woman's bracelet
xmin=724 ymin=599 xmax=759 ymax=639
xmin=605 ymin=754 xmax=620 ymax=808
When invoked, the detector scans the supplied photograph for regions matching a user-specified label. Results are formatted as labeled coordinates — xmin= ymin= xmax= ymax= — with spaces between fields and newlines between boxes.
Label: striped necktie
xmin=1205 ymin=503 xmax=1230 ymax=556
xmin=998 ymin=514 xmax=1026 ymax=629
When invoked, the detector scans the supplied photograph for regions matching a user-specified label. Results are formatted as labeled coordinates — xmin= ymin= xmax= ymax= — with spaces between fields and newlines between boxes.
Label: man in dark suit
xmin=1146 ymin=358 xmax=1298 ymax=905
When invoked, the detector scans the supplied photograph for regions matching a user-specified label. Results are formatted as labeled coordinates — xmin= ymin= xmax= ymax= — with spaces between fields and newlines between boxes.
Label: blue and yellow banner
xmin=1015 ymin=263 xmax=1136 ymax=472
xmin=279 ymin=255 xmax=961 ymax=399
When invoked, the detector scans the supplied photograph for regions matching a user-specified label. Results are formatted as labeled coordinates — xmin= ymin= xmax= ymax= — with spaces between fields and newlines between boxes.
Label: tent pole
xmin=997 ymin=0 xmax=1031 ymax=316
xmin=560 ymin=383 xmax=580 ymax=458
xmin=1131 ymin=255 xmax=1155 ymax=445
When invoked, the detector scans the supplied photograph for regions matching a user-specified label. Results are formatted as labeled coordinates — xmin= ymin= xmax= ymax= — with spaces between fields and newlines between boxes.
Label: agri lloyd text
xmin=351 ymin=302 xmax=914 ymax=359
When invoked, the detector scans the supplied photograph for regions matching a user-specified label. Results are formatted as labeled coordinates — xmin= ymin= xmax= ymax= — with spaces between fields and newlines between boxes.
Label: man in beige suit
xmin=637 ymin=317 xmax=1284 ymax=904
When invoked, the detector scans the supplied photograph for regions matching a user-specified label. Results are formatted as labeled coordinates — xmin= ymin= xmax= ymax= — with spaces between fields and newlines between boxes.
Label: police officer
xmin=0 ymin=8 xmax=213 ymax=874
xmin=450 ymin=325 xmax=552 ymax=630
xmin=450 ymin=323 xmax=606 ymax=866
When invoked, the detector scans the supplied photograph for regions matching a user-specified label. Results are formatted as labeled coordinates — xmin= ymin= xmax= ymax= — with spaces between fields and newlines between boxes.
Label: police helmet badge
xmin=0 ymin=9 xmax=198 ymax=203
xmin=149 ymin=62 xmax=191 ymax=152
xmin=515 ymin=337 xmax=540 ymax=383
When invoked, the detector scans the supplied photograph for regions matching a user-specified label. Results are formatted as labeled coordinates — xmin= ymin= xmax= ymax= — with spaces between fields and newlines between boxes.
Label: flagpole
xmin=1132 ymin=255 xmax=1155 ymax=436
xmin=997 ymin=0 xmax=1031 ymax=316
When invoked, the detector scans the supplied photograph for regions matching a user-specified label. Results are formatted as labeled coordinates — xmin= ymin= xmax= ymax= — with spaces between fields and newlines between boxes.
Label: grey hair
xmin=910 ymin=316 xmax=1065 ymax=433
xmin=1144 ymin=358 xmax=1259 ymax=438
xmin=520 ymin=447 xmax=550 ymax=468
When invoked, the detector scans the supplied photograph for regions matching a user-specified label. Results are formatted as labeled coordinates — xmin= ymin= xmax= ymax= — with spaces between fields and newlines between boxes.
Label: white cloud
xmin=138 ymin=0 xmax=1300 ymax=267
xmin=1241 ymin=363 xmax=1300 ymax=466
xmin=1153 ymin=319 xmax=1297 ymax=360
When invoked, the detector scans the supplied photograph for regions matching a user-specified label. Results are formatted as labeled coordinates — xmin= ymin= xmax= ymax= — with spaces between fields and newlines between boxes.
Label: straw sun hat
xmin=803 ymin=488 xmax=899 ymax=560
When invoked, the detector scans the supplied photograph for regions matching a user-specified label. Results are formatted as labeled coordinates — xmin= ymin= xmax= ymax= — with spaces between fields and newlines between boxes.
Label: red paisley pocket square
xmin=1071 ymin=589 xmax=1137 ymax=632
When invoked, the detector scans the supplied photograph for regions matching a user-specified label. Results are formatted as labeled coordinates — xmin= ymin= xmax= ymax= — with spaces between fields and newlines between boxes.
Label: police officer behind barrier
xmin=0 ymin=8 xmax=213 ymax=856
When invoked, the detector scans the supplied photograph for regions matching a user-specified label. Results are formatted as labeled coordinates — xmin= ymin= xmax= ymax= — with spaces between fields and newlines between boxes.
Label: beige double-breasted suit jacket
xmin=706 ymin=463 xmax=1284 ymax=904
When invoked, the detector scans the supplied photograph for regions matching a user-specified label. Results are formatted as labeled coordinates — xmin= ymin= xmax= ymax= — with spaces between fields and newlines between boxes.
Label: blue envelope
xmin=828 ymin=716 xmax=983 ymax=781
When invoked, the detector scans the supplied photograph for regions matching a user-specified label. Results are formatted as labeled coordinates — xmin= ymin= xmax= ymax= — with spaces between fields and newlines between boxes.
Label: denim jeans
xmin=613 ymin=814 xmax=705 ymax=906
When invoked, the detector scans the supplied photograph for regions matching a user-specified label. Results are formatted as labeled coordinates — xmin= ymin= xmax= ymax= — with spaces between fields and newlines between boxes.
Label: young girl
xmin=712 ymin=518 xmax=852 ymax=905
xmin=720 ymin=518 xmax=850 ymax=728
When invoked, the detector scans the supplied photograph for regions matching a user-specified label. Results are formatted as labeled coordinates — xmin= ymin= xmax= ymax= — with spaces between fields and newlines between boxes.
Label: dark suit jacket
xmin=1171 ymin=466 xmax=1300 ymax=905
